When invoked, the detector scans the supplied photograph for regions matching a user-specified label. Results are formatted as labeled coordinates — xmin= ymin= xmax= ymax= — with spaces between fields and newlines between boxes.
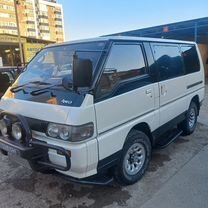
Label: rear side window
xmin=96 ymin=44 xmax=146 ymax=98
xmin=181 ymin=45 xmax=200 ymax=74
xmin=152 ymin=44 xmax=184 ymax=80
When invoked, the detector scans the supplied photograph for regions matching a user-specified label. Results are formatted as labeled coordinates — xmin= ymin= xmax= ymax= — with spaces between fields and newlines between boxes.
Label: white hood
xmin=0 ymin=94 xmax=96 ymax=126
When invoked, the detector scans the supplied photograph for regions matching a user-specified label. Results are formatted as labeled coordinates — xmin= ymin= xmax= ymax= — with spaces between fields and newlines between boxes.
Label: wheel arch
xmin=128 ymin=122 xmax=154 ymax=147
xmin=191 ymin=95 xmax=200 ymax=115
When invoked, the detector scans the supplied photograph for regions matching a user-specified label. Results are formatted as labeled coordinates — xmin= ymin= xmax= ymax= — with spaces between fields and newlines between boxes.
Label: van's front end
xmin=0 ymin=40 xmax=108 ymax=183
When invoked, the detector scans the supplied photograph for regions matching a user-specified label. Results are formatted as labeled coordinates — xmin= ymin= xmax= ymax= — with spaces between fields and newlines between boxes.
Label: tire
xmin=114 ymin=130 xmax=151 ymax=185
xmin=179 ymin=102 xmax=198 ymax=136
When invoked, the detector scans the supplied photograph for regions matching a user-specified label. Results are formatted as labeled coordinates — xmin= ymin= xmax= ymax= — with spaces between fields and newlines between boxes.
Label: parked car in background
xmin=0 ymin=67 xmax=21 ymax=98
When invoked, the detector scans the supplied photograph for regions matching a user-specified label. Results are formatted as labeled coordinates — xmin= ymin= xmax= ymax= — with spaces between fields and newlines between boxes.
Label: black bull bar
xmin=0 ymin=111 xmax=71 ymax=172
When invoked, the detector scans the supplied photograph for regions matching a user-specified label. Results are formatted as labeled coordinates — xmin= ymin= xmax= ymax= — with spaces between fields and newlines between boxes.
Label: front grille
xmin=26 ymin=117 xmax=48 ymax=133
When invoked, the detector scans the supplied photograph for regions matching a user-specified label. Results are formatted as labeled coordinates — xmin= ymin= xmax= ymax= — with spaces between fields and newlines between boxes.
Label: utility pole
xmin=14 ymin=0 xmax=24 ymax=66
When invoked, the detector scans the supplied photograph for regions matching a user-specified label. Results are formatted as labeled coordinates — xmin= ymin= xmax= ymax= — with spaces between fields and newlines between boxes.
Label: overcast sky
xmin=57 ymin=0 xmax=208 ymax=41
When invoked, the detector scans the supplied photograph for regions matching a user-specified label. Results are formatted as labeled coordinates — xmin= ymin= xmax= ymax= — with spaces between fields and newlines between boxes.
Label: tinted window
xmin=97 ymin=44 xmax=146 ymax=98
xmin=181 ymin=45 xmax=200 ymax=74
xmin=153 ymin=44 xmax=184 ymax=80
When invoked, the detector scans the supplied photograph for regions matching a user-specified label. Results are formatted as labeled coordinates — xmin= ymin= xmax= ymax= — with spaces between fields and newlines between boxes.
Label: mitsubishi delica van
xmin=0 ymin=36 xmax=205 ymax=185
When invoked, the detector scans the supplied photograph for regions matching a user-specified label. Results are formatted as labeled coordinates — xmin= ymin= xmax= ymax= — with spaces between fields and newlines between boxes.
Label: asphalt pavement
xmin=140 ymin=145 xmax=208 ymax=208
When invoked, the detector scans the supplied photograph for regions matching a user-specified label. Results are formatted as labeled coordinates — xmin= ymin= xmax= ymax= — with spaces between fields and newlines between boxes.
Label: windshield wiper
xmin=30 ymin=84 xmax=62 ymax=96
xmin=30 ymin=82 xmax=74 ymax=96
xmin=10 ymin=81 xmax=51 ymax=93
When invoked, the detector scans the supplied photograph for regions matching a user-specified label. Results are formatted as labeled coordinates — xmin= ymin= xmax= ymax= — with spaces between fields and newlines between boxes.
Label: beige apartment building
xmin=0 ymin=0 xmax=17 ymax=36
xmin=0 ymin=0 xmax=65 ymax=42
xmin=0 ymin=0 xmax=65 ymax=67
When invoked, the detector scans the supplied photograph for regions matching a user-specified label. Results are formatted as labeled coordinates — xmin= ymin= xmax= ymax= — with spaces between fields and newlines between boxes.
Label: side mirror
xmin=73 ymin=55 xmax=93 ymax=88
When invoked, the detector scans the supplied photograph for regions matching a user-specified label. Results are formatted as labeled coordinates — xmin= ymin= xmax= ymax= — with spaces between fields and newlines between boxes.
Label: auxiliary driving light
xmin=12 ymin=122 xmax=22 ymax=141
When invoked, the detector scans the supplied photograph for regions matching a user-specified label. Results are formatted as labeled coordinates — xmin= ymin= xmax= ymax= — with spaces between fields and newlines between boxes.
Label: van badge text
xmin=61 ymin=99 xmax=73 ymax=105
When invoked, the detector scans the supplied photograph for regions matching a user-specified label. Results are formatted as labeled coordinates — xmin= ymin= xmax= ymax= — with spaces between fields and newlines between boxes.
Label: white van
xmin=0 ymin=36 xmax=205 ymax=185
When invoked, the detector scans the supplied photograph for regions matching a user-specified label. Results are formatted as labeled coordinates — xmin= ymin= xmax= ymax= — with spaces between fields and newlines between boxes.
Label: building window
xmin=55 ymin=18 xmax=62 ymax=21
xmin=40 ymin=30 xmax=50 ymax=33
xmin=39 ymin=15 xmax=48 ymax=19
xmin=39 ymin=22 xmax=49 ymax=26
xmin=55 ymin=25 xmax=62 ymax=28
xmin=0 ymin=26 xmax=17 ymax=30
xmin=54 ymin=11 xmax=61 ymax=15
xmin=26 ymin=20 xmax=35 ymax=24
xmin=27 ymin=28 xmax=36 ymax=32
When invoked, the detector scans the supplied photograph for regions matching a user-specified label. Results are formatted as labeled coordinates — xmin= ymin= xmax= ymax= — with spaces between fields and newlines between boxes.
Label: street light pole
xmin=14 ymin=0 xmax=24 ymax=66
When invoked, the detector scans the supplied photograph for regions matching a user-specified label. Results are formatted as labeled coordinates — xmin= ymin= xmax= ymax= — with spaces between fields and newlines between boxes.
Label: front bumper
xmin=0 ymin=137 xmax=71 ymax=171
xmin=0 ymin=111 xmax=113 ymax=185
xmin=0 ymin=137 xmax=114 ymax=186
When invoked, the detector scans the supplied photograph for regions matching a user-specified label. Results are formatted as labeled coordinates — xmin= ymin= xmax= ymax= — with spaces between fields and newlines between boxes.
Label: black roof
xmin=109 ymin=17 xmax=208 ymax=44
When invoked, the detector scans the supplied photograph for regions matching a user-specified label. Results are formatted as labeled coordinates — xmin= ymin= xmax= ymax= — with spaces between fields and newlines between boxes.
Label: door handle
xmin=145 ymin=89 xmax=153 ymax=97
xmin=161 ymin=85 xmax=167 ymax=96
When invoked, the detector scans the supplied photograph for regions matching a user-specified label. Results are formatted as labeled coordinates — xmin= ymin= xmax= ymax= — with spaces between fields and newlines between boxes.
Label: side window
xmin=97 ymin=44 xmax=146 ymax=98
xmin=153 ymin=44 xmax=184 ymax=80
xmin=181 ymin=45 xmax=200 ymax=74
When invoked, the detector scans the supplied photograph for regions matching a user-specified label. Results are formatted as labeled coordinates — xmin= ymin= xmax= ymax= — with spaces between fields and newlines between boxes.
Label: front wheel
xmin=179 ymin=102 xmax=198 ymax=136
xmin=114 ymin=130 xmax=151 ymax=185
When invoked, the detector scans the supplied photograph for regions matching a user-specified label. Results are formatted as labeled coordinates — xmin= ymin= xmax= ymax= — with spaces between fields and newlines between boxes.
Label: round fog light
xmin=12 ymin=123 xmax=22 ymax=141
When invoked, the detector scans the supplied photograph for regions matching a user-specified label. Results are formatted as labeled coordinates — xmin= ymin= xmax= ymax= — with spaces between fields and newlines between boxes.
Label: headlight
xmin=47 ymin=123 xmax=59 ymax=138
xmin=12 ymin=122 xmax=22 ymax=141
xmin=47 ymin=123 xmax=94 ymax=142
xmin=0 ymin=119 xmax=7 ymax=137
xmin=59 ymin=126 xmax=71 ymax=141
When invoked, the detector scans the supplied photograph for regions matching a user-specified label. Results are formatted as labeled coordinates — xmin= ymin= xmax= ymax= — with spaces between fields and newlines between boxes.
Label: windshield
xmin=15 ymin=41 xmax=106 ymax=86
